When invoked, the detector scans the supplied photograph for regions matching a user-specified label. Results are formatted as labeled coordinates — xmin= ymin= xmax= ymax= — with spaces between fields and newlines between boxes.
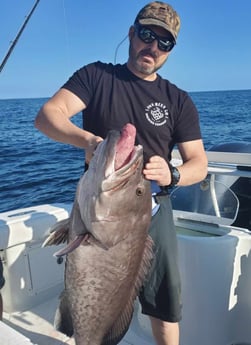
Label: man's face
xmin=127 ymin=25 xmax=173 ymax=80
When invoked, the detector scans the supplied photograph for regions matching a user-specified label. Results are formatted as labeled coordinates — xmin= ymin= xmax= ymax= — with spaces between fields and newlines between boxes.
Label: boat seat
xmin=0 ymin=203 xmax=72 ymax=250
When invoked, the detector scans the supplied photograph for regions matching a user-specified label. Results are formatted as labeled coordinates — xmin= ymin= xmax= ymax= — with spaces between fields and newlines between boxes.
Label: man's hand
xmin=85 ymin=136 xmax=103 ymax=164
xmin=143 ymin=155 xmax=172 ymax=186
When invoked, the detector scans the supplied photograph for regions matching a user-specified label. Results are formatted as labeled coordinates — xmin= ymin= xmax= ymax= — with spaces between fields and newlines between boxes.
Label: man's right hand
xmin=85 ymin=136 xmax=103 ymax=164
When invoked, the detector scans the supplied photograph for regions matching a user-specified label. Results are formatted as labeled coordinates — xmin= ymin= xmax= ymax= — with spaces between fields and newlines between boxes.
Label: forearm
xmin=176 ymin=140 xmax=208 ymax=186
xmin=176 ymin=156 xmax=208 ymax=187
xmin=35 ymin=103 xmax=96 ymax=149
xmin=143 ymin=140 xmax=208 ymax=187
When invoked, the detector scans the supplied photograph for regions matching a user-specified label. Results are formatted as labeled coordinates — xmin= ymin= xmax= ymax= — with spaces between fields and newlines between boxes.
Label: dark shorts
xmin=139 ymin=194 xmax=182 ymax=323
xmin=0 ymin=258 xmax=5 ymax=289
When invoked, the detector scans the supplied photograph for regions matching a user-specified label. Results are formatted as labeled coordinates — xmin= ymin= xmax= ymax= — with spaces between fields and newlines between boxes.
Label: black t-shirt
xmin=62 ymin=61 xmax=202 ymax=162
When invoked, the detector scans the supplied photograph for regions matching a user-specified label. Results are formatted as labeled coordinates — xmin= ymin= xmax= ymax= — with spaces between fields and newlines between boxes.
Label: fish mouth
xmin=112 ymin=144 xmax=143 ymax=175
xmin=104 ymin=123 xmax=143 ymax=178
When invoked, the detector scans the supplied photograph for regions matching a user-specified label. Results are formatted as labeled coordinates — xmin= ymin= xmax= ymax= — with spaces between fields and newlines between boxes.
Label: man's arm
xmin=35 ymin=88 xmax=103 ymax=163
xmin=143 ymin=139 xmax=208 ymax=187
xmin=176 ymin=139 xmax=208 ymax=186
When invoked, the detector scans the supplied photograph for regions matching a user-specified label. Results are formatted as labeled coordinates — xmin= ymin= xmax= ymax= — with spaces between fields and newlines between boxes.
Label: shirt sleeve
xmin=61 ymin=62 xmax=100 ymax=106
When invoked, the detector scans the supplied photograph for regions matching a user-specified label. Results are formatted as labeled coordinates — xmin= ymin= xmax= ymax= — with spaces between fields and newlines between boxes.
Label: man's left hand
xmin=143 ymin=155 xmax=171 ymax=186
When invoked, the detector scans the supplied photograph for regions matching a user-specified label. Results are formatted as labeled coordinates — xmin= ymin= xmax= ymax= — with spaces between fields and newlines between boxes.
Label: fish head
xmin=76 ymin=123 xmax=152 ymax=247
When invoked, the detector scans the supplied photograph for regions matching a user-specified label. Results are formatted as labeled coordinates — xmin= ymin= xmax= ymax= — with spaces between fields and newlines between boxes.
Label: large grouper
xmin=43 ymin=123 xmax=153 ymax=345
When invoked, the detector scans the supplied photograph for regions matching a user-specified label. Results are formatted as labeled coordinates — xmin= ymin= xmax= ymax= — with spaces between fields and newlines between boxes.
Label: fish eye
xmin=136 ymin=187 xmax=144 ymax=196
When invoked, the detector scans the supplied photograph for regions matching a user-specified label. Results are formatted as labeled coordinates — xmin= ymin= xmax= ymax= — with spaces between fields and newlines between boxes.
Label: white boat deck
xmin=2 ymin=296 xmax=74 ymax=345
xmin=1 ymin=295 xmax=153 ymax=345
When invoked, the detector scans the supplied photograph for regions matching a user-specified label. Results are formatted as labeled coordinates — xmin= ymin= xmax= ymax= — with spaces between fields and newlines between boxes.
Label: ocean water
xmin=0 ymin=89 xmax=250 ymax=213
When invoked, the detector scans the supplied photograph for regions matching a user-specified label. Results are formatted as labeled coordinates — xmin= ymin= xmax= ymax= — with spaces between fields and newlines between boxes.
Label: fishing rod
xmin=0 ymin=0 xmax=40 ymax=73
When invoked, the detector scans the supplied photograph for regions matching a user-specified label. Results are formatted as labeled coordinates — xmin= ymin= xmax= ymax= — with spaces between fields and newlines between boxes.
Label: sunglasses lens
xmin=136 ymin=25 xmax=175 ymax=53
xmin=158 ymin=40 xmax=174 ymax=52
xmin=139 ymin=27 xmax=155 ymax=43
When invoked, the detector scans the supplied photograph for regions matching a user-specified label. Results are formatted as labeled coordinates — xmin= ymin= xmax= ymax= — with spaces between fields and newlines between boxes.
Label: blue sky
xmin=0 ymin=0 xmax=251 ymax=99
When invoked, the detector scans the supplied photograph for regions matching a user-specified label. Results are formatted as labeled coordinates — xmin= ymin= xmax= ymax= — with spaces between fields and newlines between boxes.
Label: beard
xmin=128 ymin=42 xmax=167 ymax=76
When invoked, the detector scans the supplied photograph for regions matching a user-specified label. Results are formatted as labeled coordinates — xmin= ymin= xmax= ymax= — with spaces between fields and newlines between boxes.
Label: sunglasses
xmin=134 ymin=24 xmax=175 ymax=53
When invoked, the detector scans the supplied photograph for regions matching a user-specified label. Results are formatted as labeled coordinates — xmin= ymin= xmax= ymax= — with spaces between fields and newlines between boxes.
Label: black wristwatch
xmin=159 ymin=162 xmax=180 ymax=194
xmin=168 ymin=163 xmax=180 ymax=187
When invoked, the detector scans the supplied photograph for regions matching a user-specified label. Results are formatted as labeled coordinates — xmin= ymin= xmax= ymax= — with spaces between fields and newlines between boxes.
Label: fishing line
xmin=114 ymin=35 xmax=128 ymax=64
xmin=62 ymin=0 xmax=71 ymax=73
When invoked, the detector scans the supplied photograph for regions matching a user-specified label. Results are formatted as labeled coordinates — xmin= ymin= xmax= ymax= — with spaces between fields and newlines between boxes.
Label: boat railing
xmin=172 ymin=149 xmax=251 ymax=178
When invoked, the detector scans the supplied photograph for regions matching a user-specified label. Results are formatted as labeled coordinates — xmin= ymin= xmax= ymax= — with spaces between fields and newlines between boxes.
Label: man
xmin=0 ymin=258 xmax=4 ymax=321
xmin=35 ymin=2 xmax=208 ymax=344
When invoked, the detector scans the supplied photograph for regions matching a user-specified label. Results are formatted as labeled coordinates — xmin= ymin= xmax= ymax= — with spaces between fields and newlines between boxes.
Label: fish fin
xmin=102 ymin=235 xmax=154 ymax=345
xmin=53 ymin=232 xmax=109 ymax=257
xmin=53 ymin=234 xmax=89 ymax=257
xmin=54 ymin=290 xmax=73 ymax=337
xmin=42 ymin=218 xmax=70 ymax=247
xmin=101 ymin=307 xmax=133 ymax=345
xmin=134 ymin=235 xmax=154 ymax=292
xmin=44 ymin=199 xmax=94 ymax=255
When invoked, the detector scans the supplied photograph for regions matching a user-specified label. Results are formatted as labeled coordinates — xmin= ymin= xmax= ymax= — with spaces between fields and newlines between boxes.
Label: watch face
xmin=171 ymin=166 xmax=180 ymax=186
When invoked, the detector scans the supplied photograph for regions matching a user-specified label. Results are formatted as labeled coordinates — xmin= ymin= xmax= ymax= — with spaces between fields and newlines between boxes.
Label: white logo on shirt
xmin=145 ymin=102 xmax=169 ymax=126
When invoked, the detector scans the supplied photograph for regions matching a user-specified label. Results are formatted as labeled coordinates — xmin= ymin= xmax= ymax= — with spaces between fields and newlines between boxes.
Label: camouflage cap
xmin=134 ymin=2 xmax=181 ymax=41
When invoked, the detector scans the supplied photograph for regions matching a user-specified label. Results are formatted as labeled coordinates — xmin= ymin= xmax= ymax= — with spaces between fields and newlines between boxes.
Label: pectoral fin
xmin=42 ymin=218 xmax=70 ymax=247
xmin=53 ymin=234 xmax=89 ymax=257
